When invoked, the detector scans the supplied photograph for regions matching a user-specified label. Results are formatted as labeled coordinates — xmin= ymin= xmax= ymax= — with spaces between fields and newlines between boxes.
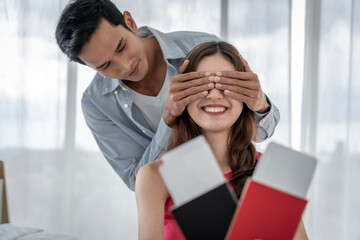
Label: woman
xmin=135 ymin=41 xmax=308 ymax=240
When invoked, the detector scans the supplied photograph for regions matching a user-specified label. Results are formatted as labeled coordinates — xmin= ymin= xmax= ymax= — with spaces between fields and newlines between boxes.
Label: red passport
xmin=226 ymin=179 xmax=307 ymax=240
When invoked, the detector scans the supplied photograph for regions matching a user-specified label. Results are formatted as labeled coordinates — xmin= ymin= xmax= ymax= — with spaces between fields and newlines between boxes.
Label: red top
xmin=163 ymin=152 xmax=261 ymax=240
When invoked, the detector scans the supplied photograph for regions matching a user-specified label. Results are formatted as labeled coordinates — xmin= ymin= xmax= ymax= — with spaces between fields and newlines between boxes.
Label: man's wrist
xmin=256 ymin=101 xmax=270 ymax=114
xmin=255 ymin=94 xmax=271 ymax=114
xmin=163 ymin=113 xmax=175 ymax=128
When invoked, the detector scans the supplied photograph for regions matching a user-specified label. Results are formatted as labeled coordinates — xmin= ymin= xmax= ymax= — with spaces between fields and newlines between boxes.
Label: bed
xmin=0 ymin=223 xmax=80 ymax=240
xmin=0 ymin=161 xmax=80 ymax=240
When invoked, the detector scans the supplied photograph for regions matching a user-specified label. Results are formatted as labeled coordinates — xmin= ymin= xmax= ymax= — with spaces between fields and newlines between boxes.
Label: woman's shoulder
xmin=137 ymin=159 xmax=163 ymax=178
xmin=135 ymin=159 xmax=168 ymax=197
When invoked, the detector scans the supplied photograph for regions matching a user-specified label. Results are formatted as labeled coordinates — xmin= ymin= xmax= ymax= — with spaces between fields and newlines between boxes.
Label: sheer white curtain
xmin=0 ymin=0 xmax=358 ymax=239
xmin=302 ymin=0 xmax=360 ymax=239
xmin=227 ymin=0 xmax=291 ymax=151
xmin=0 ymin=0 xmax=70 ymax=233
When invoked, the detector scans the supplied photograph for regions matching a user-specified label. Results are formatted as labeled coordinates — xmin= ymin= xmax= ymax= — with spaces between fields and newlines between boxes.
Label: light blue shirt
xmin=81 ymin=26 xmax=280 ymax=191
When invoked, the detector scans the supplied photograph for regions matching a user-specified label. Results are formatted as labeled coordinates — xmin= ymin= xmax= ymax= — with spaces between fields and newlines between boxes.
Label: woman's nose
xmin=206 ymin=88 xmax=224 ymax=99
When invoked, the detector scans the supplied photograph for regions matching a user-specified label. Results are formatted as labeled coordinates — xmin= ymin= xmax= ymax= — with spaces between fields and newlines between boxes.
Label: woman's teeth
xmin=203 ymin=107 xmax=226 ymax=113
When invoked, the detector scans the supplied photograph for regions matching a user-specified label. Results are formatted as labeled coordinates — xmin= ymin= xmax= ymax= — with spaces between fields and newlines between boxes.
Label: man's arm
xmin=81 ymin=95 xmax=171 ymax=191
xmin=253 ymin=96 xmax=280 ymax=142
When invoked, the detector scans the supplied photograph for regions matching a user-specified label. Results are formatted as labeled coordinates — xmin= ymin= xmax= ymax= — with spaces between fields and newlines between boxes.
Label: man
xmin=55 ymin=0 xmax=280 ymax=191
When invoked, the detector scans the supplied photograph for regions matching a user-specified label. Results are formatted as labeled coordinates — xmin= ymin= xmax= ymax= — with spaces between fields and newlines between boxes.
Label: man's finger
xmin=171 ymin=76 xmax=214 ymax=92
xmin=224 ymin=90 xmax=258 ymax=110
xmin=178 ymin=60 xmax=189 ymax=74
xmin=215 ymin=76 xmax=260 ymax=90
xmin=180 ymin=91 xmax=209 ymax=107
xmin=172 ymin=83 xmax=213 ymax=101
xmin=172 ymin=71 xmax=210 ymax=83
xmin=216 ymin=71 xmax=255 ymax=81
xmin=223 ymin=90 xmax=248 ymax=103
xmin=215 ymin=83 xmax=258 ymax=98
xmin=238 ymin=53 xmax=253 ymax=73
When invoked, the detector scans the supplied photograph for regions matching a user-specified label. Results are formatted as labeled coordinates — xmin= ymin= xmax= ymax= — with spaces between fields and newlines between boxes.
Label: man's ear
xmin=123 ymin=11 xmax=138 ymax=33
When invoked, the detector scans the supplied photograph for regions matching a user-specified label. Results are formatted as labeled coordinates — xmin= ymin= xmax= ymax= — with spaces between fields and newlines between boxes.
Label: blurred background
xmin=0 ymin=0 xmax=359 ymax=239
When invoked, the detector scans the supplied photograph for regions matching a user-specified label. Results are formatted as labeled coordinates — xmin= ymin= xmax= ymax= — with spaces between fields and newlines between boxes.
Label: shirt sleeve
xmin=81 ymin=95 xmax=171 ymax=191
xmin=253 ymin=95 xmax=280 ymax=142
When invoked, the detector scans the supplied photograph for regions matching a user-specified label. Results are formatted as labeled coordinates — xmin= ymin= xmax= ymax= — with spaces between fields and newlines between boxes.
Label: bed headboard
xmin=0 ymin=160 xmax=9 ymax=223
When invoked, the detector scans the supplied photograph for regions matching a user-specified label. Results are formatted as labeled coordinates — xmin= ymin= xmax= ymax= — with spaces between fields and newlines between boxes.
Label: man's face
xmin=78 ymin=17 xmax=148 ymax=81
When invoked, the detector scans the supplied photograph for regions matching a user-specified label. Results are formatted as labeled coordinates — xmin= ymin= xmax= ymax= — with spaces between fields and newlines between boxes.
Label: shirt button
xmin=124 ymin=104 xmax=129 ymax=108
xmin=114 ymin=90 xmax=118 ymax=94
xmin=142 ymin=129 xmax=147 ymax=134
xmin=122 ymin=87 xmax=127 ymax=91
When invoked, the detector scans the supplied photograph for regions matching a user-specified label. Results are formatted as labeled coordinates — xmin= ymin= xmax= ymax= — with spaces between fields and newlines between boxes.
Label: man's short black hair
xmin=55 ymin=0 xmax=129 ymax=65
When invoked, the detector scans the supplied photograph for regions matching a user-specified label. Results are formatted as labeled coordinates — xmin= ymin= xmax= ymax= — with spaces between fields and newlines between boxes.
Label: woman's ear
xmin=123 ymin=11 xmax=138 ymax=34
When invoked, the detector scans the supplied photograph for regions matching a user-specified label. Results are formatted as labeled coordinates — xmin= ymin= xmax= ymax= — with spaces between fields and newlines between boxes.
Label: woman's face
xmin=187 ymin=54 xmax=243 ymax=134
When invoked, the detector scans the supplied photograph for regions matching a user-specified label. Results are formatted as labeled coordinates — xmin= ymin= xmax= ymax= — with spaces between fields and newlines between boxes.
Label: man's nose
xmin=113 ymin=55 xmax=132 ymax=75
xmin=206 ymin=88 xmax=224 ymax=99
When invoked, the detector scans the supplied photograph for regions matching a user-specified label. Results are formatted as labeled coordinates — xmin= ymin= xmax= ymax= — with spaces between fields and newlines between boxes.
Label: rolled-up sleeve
xmin=253 ymin=95 xmax=280 ymax=142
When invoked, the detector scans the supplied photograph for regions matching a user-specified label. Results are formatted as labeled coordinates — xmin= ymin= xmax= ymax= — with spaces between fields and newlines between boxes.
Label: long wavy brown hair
xmin=167 ymin=41 xmax=257 ymax=198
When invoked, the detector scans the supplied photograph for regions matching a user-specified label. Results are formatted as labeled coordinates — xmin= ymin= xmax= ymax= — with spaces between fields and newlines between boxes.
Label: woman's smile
xmin=202 ymin=104 xmax=228 ymax=115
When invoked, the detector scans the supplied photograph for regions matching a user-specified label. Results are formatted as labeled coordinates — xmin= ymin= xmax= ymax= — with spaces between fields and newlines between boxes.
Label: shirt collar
xmin=137 ymin=26 xmax=188 ymax=60
xmin=101 ymin=26 xmax=186 ymax=96
xmin=101 ymin=75 xmax=121 ymax=96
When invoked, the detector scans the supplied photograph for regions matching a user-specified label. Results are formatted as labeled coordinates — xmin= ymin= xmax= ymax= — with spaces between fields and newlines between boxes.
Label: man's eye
xmin=103 ymin=62 xmax=111 ymax=70
xmin=118 ymin=43 xmax=126 ymax=53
